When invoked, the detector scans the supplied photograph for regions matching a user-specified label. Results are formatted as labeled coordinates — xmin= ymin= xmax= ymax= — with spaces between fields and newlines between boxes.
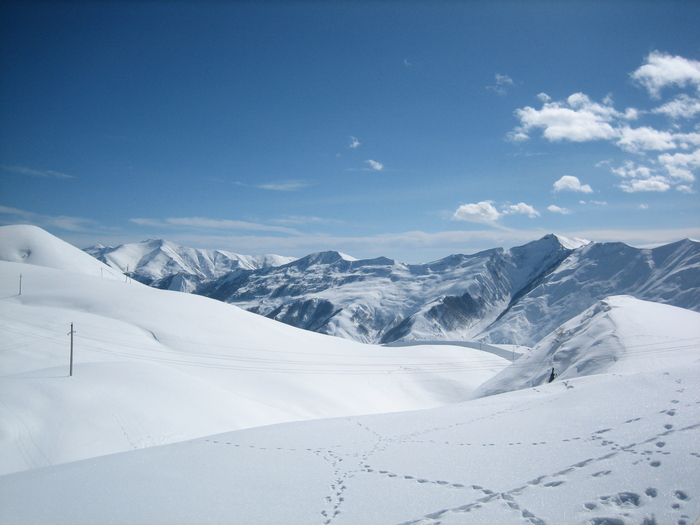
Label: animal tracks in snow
xmin=196 ymin=379 xmax=700 ymax=525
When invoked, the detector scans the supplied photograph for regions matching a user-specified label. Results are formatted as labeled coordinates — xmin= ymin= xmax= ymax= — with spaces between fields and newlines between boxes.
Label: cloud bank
xmin=509 ymin=51 xmax=700 ymax=193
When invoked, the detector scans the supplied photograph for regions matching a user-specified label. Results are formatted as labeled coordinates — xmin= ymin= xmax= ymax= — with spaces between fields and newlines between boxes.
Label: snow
xmin=189 ymin=233 xmax=700 ymax=349
xmin=84 ymin=237 xmax=296 ymax=291
xmin=2 ymin=225 xmax=700 ymax=525
xmin=554 ymin=233 xmax=591 ymax=250
xmin=0 ymin=225 xmax=509 ymax=476
xmin=0 ymin=225 xmax=123 ymax=280
xmin=1 ymin=364 xmax=699 ymax=525
xmin=472 ymin=295 xmax=700 ymax=399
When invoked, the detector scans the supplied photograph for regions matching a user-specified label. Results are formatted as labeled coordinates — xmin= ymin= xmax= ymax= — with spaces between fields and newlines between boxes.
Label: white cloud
xmin=3 ymin=165 xmax=74 ymax=179
xmin=502 ymin=202 xmax=540 ymax=218
xmin=257 ymin=180 xmax=310 ymax=191
xmin=129 ymin=218 xmax=163 ymax=227
xmin=0 ymin=205 xmax=103 ymax=231
xmin=547 ymin=205 xmax=573 ymax=215
xmin=652 ymin=94 xmax=700 ymax=119
xmin=511 ymin=93 xmax=619 ymax=143
xmin=271 ymin=215 xmax=345 ymax=226
xmin=452 ymin=201 xmax=502 ymax=223
xmin=496 ymin=74 xmax=513 ymax=85
xmin=487 ymin=74 xmax=514 ymax=95
xmin=512 ymin=53 xmax=700 ymax=194
xmin=349 ymin=136 xmax=361 ymax=148
xmin=658 ymin=149 xmax=700 ymax=183
xmin=553 ymin=175 xmax=593 ymax=193
xmin=631 ymin=51 xmax=700 ymax=98
xmin=610 ymin=160 xmax=654 ymax=180
xmin=365 ymin=160 xmax=384 ymax=171
xmin=619 ymin=178 xmax=671 ymax=193
xmin=615 ymin=126 xmax=677 ymax=152
xmin=676 ymin=185 xmax=695 ymax=193
xmin=131 ymin=216 xmax=302 ymax=235
xmin=609 ymin=160 xmax=672 ymax=192
xmin=638 ymin=204 xmax=649 ymax=210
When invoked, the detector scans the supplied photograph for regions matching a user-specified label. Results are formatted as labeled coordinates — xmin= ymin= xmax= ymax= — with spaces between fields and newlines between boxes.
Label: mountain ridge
xmin=85 ymin=238 xmax=296 ymax=292
xmin=82 ymin=233 xmax=700 ymax=346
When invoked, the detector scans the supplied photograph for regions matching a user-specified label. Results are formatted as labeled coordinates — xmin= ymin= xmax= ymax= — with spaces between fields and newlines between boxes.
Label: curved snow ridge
xmin=471 ymin=295 xmax=700 ymax=399
xmin=0 ymin=225 xmax=123 ymax=280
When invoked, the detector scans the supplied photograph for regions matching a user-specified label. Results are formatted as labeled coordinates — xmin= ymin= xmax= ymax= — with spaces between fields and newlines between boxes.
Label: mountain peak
xmin=291 ymin=250 xmax=358 ymax=269
xmin=552 ymin=234 xmax=591 ymax=250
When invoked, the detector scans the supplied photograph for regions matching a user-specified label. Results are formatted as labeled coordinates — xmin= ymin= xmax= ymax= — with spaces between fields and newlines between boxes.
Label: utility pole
xmin=68 ymin=323 xmax=75 ymax=377
xmin=19 ymin=274 xmax=22 ymax=296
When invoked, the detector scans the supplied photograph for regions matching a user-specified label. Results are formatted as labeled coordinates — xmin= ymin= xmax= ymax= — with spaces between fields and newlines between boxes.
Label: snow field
xmin=1 ymin=364 xmax=698 ymax=525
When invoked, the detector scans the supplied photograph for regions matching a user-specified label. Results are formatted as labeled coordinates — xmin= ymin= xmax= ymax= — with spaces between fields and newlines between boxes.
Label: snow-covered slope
xmin=0 ymin=224 xmax=123 ymax=280
xmin=192 ymin=235 xmax=700 ymax=346
xmin=472 ymin=295 xmax=700 ymax=399
xmin=85 ymin=238 xmax=295 ymax=292
xmin=0 ymin=226 xmax=509 ymax=475
xmin=2 ymin=361 xmax=699 ymax=525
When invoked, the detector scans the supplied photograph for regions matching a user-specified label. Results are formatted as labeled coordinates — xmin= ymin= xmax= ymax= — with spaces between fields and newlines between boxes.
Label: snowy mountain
xmin=192 ymin=235 xmax=700 ymax=346
xmin=484 ymin=238 xmax=700 ymax=345
xmin=2 ymin=225 xmax=700 ymax=525
xmin=85 ymin=238 xmax=295 ymax=292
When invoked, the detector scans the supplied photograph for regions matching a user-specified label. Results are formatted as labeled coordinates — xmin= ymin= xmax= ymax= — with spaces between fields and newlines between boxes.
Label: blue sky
xmin=1 ymin=1 xmax=699 ymax=263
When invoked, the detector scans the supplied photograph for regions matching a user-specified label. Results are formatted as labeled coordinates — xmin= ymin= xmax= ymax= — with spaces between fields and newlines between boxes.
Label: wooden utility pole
xmin=68 ymin=323 xmax=75 ymax=377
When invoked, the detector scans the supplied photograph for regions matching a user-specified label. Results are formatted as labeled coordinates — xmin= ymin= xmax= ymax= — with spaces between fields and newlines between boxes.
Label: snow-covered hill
xmin=0 ymin=225 xmax=508 ymax=475
xmin=472 ymin=295 xmax=700 ymax=399
xmin=0 ymin=224 xmax=124 ymax=280
xmin=85 ymin=238 xmax=295 ymax=292
xmin=192 ymin=235 xmax=699 ymax=346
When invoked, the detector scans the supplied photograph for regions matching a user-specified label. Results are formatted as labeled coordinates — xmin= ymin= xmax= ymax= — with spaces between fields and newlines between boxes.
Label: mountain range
xmin=87 ymin=234 xmax=700 ymax=347
xmin=85 ymin=239 xmax=295 ymax=292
